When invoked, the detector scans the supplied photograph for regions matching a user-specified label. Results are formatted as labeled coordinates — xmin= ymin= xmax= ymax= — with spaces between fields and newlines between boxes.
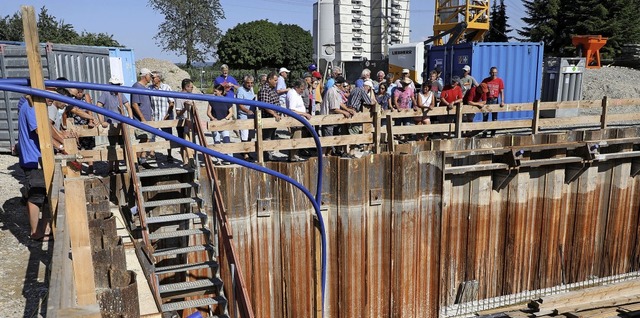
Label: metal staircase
xmin=120 ymin=118 xmax=229 ymax=316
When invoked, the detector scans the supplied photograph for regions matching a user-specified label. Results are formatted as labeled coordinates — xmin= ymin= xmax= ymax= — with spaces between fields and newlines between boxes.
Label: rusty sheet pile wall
xmin=216 ymin=128 xmax=640 ymax=317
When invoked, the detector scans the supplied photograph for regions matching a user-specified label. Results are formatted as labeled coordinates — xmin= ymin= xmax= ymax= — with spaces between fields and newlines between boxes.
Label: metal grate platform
xmin=159 ymin=277 xmax=222 ymax=295
xmin=137 ymin=167 xmax=193 ymax=178
xmin=161 ymin=296 xmax=227 ymax=312
xmin=144 ymin=197 xmax=200 ymax=208
xmin=155 ymin=261 xmax=218 ymax=275
xmin=153 ymin=244 xmax=213 ymax=257
xmin=141 ymin=182 xmax=198 ymax=192
xmin=149 ymin=228 xmax=210 ymax=240
xmin=146 ymin=212 xmax=206 ymax=224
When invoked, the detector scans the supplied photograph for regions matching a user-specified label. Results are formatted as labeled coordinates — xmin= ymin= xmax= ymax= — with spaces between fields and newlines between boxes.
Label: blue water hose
xmin=0 ymin=79 xmax=328 ymax=315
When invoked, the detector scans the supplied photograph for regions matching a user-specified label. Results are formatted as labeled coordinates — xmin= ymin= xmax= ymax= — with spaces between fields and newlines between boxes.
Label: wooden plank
xmin=22 ymin=6 xmax=55 ymax=196
xmin=373 ymin=104 xmax=382 ymax=154
xmin=532 ymin=100 xmax=540 ymax=134
xmin=538 ymin=115 xmax=602 ymax=128
xmin=386 ymin=114 xmax=394 ymax=152
xmin=455 ymin=103 xmax=463 ymax=138
xmin=64 ymin=178 xmax=97 ymax=306
xmin=321 ymin=156 xmax=340 ymax=318
xmin=601 ymin=96 xmax=608 ymax=129
xmin=63 ymin=138 xmax=81 ymax=177
xmin=254 ymin=109 xmax=264 ymax=162
xmin=56 ymin=305 xmax=102 ymax=318
xmin=537 ymin=166 xmax=566 ymax=289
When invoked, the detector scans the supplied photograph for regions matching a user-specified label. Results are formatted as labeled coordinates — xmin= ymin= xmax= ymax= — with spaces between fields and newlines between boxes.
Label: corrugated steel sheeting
xmin=216 ymin=127 xmax=640 ymax=317
xmin=0 ymin=43 xmax=110 ymax=151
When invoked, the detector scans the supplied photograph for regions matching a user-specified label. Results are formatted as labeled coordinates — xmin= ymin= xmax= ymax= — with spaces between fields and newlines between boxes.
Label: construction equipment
xmin=433 ymin=0 xmax=491 ymax=46
xmin=572 ymin=35 xmax=608 ymax=69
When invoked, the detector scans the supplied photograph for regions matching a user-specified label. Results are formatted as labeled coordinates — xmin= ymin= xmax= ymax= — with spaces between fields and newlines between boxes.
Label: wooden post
xmin=386 ymin=114 xmax=394 ymax=153
xmin=65 ymin=178 xmax=97 ymax=306
xmin=600 ymin=96 xmax=608 ymax=129
xmin=22 ymin=6 xmax=55 ymax=196
xmin=532 ymin=100 xmax=541 ymax=134
xmin=455 ymin=103 xmax=463 ymax=138
xmin=254 ymin=109 xmax=264 ymax=163
xmin=373 ymin=104 xmax=382 ymax=154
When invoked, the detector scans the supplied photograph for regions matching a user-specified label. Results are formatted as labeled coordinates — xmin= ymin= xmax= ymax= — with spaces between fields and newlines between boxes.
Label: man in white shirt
xmin=277 ymin=67 xmax=290 ymax=107
xmin=286 ymin=79 xmax=311 ymax=161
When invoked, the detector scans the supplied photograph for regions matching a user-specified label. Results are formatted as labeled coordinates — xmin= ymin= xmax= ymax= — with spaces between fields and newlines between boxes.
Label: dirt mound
xmin=582 ymin=66 xmax=640 ymax=100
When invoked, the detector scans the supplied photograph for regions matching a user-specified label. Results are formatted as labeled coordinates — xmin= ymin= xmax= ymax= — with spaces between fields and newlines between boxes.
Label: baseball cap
xmin=139 ymin=68 xmax=151 ymax=76
xmin=451 ymin=76 xmax=461 ymax=84
xmin=108 ymin=76 xmax=123 ymax=85
xmin=312 ymin=71 xmax=322 ymax=79
xmin=279 ymin=67 xmax=290 ymax=74
xmin=308 ymin=64 xmax=317 ymax=71
xmin=363 ymin=80 xmax=374 ymax=88
xmin=334 ymin=76 xmax=346 ymax=84
xmin=303 ymin=72 xmax=312 ymax=78
xmin=402 ymin=68 xmax=410 ymax=74
xmin=462 ymin=65 xmax=471 ymax=72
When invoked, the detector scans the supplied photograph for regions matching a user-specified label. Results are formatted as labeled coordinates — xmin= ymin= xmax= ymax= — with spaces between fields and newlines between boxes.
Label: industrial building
xmin=313 ymin=0 xmax=410 ymax=72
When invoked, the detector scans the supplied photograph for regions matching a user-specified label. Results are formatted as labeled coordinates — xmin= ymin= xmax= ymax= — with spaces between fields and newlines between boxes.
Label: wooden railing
xmin=64 ymin=97 xmax=640 ymax=164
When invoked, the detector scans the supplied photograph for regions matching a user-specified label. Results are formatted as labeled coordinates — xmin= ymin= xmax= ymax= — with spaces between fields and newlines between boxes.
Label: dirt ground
xmin=0 ymin=153 xmax=51 ymax=318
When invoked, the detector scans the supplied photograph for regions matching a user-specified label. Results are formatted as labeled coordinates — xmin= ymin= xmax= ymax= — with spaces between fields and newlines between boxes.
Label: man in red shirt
xmin=439 ymin=76 xmax=464 ymax=124
xmin=481 ymin=66 xmax=505 ymax=136
xmin=464 ymin=82 xmax=489 ymax=122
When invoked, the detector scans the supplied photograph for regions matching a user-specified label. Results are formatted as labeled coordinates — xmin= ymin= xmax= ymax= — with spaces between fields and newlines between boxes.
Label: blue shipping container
xmin=427 ymin=42 xmax=544 ymax=121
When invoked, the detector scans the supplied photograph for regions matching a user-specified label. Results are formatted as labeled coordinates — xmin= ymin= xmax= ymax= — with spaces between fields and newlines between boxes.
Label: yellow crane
xmin=432 ymin=0 xmax=491 ymax=45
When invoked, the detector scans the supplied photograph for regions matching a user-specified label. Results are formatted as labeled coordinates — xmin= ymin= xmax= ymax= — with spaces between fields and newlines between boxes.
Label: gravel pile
xmin=582 ymin=66 xmax=640 ymax=100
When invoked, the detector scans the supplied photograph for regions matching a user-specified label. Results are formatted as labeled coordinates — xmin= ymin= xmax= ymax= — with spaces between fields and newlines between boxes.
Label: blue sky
xmin=5 ymin=0 xmax=526 ymax=63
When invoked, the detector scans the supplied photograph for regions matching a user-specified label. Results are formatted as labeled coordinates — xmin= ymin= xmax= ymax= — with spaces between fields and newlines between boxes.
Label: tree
xmin=217 ymin=20 xmax=283 ymax=71
xmin=0 ymin=12 xmax=24 ymax=41
xmin=277 ymin=23 xmax=313 ymax=72
xmin=484 ymin=0 xmax=511 ymax=42
xmin=517 ymin=0 xmax=563 ymax=54
xmin=148 ymin=0 xmax=224 ymax=67
xmin=0 ymin=6 xmax=121 ymax=47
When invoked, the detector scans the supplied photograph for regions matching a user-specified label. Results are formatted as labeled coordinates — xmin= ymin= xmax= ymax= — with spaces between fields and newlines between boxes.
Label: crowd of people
xmin=13 ymin=62 xmax=507 ymax=241
xmin=206 ymin=63 xmax=507 ymax=158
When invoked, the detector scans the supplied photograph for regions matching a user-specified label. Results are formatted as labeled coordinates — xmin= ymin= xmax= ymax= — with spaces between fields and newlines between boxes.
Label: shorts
xmin=151 ymin=127 xmax=173 ymax=142
xmin=134 ymin=128 xmax=149 ymax=140
xmin=176 ymin=126 xmax=185 ymax=139
xmin=23 ymin=168 xmax=46 ymax=207
xmin=321 ymin=125 xmax=335 ymax=137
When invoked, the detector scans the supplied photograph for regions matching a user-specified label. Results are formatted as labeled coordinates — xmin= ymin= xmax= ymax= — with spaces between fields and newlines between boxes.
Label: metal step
xmin=144 ymin=197 xmax=200 ymax=208
xmin=149 ymin=228 xmax=210 ymax=240
xmin=155 ymin=261 xmax=219 ymax=275
xmin=146 ymin=212 xmax=206 ymax=224
xmin=141 ymin=182 xmax=198 ymax=192
xmin=137 ymin=167 xmax=193 ymax=178
xmin=161 ymin=296 xmax=227 ymax=312
xmin=159 ymin=277 xmax=223 ymax=297
xmin=153 ymin=244 xmax=213 ymax=257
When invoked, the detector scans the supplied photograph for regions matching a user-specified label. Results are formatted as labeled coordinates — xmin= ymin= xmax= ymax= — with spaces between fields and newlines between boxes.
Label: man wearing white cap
xmin=131 ymin=68 xmax=154 ymax=168
xmin=395 ymin=68 xmax=415 ymax=91
xmin=459 ymin=65 xmax=478 ymax=97
xmin=277 ymin=67 xmax=290 ymax=107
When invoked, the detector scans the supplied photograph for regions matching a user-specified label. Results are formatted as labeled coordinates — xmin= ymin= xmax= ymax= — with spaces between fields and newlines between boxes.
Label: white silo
xmin=313 ymin=0 xmax=336 ymax=75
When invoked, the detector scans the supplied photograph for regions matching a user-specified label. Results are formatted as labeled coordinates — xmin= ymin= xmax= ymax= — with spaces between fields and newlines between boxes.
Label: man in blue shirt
xmin=214 ymin=64 xmax=239 ymax=98
xmin=131 ymin=68 xmax=154 ymax=168
xmin=18 ymin=96 xmax=57 ymax=241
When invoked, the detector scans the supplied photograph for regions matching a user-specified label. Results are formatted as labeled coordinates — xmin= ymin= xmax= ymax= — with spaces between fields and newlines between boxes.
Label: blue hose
xmin=0 ymin=79 xmax=328 ymax=315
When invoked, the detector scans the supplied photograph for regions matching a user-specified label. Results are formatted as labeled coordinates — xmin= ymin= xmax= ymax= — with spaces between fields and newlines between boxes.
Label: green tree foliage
xmin=0 ymin=12 xmax=24 ymax=41
xmin=518 ymin=0 xmax=562 ymax=53
xmin=217 ymin=20 xmax=313 ymax=73
xmin=148 ymin=0 xmax=224 ymax=67
xmin=519 ymin=0 xmax=640 ymax=57
xmin=0 ymin=6 xmax=121 ymax=47
xmin=277 ymin=23 xmax=313 ymax=71
xmin=217 ymin=20 xmax=283 ymax=71
xmin=484 ymin=0 xmax=511 ymax=42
